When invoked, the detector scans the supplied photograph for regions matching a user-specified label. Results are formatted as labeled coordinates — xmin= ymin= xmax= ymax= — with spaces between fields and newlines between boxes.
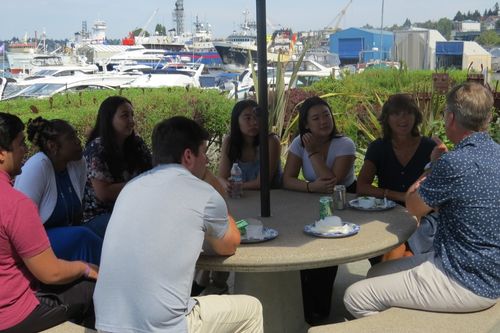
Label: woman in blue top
xmin=15 ymin=117 xmax=102 ymax=265
xmin=218 ymin=99 xmax=282 ymax=195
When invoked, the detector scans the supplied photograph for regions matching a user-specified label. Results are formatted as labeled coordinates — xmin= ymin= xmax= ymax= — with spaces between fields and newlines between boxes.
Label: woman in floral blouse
xmin=82 ymin=96 xmax=152 ymax=237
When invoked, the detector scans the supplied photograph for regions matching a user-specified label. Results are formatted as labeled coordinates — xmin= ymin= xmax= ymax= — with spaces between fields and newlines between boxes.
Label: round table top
xmin=196 ymin=189 xmax=417 ymax=272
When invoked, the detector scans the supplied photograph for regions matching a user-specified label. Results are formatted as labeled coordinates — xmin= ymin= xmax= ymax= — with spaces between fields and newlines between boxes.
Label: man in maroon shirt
xmin=0 ymin=113 xmax=98 ymax=333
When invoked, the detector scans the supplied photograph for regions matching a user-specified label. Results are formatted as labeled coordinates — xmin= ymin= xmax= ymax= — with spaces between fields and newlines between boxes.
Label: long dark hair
xmin=298 ymin=96 xmax=340 ymax=141
xmin=27 ymin=117 xmax=74 ymax=154
xmin=227 ymin=99 xmax=259 ymax=163
xmin=379 ymin=94 xmax=422 ymax=140
xmin=0 ymin=113 xmax=24 ymax=151
xmin=87 ymin=96 xmax=151 ymax=178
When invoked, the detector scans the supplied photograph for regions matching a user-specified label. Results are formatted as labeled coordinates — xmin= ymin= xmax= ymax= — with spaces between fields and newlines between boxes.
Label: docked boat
xmin=1 ymin=77 xmax=117 ymax=101
xmin=1 ymin=70 xmax=141 ymax=101
xmin=179 ymin=16 xmax=222 ymax=68
xmin=124 ymin=16 xmax=222 ymax=69
xmin=213 ymin=10 xmax=257 ymax=72
xmin=122 ymin=62 xmax=206 ymax=88
xmin=104 ymin=46 xmax=193 ymax=72
xmin=228 ymin=59 xmax=339 ymax=99
xmin=7 ymin=38 xmax=96 ymax=77
xmin=6 ymin=33 xmax=41 ymax=75
xmin=29 ymin=54 xmax=99 ymax=76
xmin=213 ymin=11 xmax=298 ymax=72
xmin=7 ymin=38 xmax=37 ymax=54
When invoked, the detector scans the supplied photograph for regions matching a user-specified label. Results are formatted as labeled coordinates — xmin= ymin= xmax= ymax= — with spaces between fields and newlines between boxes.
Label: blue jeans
xmin=47 ymin=226 xmax=102 ymax=265
xmin=83 ymin=213 xmax=111 ymax=239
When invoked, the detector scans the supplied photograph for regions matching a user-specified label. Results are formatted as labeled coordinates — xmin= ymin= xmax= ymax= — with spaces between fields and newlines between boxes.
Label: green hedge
xmin=1 ymin=71 xmax=498 ymax=172
xmin=0 ymin=87 xmax=235 ymax=150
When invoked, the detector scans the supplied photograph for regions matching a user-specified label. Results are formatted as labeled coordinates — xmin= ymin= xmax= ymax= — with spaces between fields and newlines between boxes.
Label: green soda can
xmin=319 ymin=196 xmax=334 ymax=219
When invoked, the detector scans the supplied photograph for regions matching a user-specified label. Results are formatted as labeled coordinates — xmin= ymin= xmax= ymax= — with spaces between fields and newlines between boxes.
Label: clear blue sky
xmin=0 ymin=0 xmax=496 ymax=40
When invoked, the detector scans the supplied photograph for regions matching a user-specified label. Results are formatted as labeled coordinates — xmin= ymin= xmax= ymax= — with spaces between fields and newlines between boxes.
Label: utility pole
xmin=380 ymin=0 xmax=384 ymax=61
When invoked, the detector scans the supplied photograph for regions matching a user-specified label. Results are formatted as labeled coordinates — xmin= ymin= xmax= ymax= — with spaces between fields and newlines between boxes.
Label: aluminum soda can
xmin=319 ymin=196 xmax=334 ymax=219
xmin=333 ymin=185 xmax=347 ymax=210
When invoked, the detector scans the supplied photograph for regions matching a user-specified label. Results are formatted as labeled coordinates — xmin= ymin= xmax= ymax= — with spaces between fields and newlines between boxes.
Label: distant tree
xmin=476 ymin=30 xmax=500 ymax=46
xmin=362 ymin=24 xmax=374 ymax=29
xmin=495 ymin=2 xmax=500 ymax=15
xmin=437 ymin=18 xmax=453 ymax=40
xmin=387 ymin=24 xmax=401 ymax=32
xmin=416 ymin=20 xmax=437 ymax=30
xmin=132 ymin=28 xmax=150 ymax=37
xmin=487 ymin=9 xmax=494 ymax=16
xmin=472 ymin=10 xmax=482 ymax=21
xmin=496 ymin=19 xmax=500 ymax=29
xmin=484 ymin=9 xmax=488 ymax=17
xmin=155 ymin=24 xmax=166 ymax=35
xmin=403 ymin=18 xmax=412 ymax=28
xmin=454 ymin=11 xmax=464 ymax=21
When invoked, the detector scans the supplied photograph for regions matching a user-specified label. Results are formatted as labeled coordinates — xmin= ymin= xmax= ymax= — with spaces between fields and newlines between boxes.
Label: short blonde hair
xmin=446 ymin=82 xmax=493 ymax=131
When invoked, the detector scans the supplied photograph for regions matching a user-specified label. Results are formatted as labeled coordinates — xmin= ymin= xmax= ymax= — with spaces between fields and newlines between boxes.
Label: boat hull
xmin=173 ymin=51 xmax=222 ymax=68
xmin=214 ymin=42 xmax=290 ymax=72
xmin=214 ymin=43 xmax=257 ymax=72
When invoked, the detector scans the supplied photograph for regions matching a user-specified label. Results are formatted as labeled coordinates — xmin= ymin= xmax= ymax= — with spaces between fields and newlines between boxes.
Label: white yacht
xmin=228 ymin=59 xmax=339 ymax=99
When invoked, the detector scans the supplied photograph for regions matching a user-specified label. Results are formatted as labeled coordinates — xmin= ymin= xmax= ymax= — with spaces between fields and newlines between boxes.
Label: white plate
xmin=349 ymin=198 xmax=396 ymax=211
xmin=241 ymin=227 xmax=279 ymax=244
xmin=303 ymin=222 xmax=360 ymax=238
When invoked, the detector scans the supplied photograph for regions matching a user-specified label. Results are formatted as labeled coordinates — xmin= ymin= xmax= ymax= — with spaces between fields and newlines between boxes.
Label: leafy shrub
xmin=0 ymin=87 xmax=234 ymax=151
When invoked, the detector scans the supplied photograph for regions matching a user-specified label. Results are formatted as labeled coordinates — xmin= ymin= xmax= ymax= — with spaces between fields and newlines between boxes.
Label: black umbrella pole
xmin=256 ymin=0 xmax=270 ymax=217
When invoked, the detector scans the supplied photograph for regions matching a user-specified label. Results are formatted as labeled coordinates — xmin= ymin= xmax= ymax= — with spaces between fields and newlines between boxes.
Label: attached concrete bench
xmin=40 ymin=322 xmax=97 ymax=333
xmin=308 ymin=302 xmax=500 ymax=333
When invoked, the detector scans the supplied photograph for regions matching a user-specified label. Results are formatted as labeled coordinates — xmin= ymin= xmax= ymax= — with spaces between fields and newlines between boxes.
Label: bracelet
xmin=308 ymin=151 xmax=319 ymax=158
xmin=83 ymin=263 xmax=90 ymax=278
xmin=306 ymin=181 xmax=311 ymax=193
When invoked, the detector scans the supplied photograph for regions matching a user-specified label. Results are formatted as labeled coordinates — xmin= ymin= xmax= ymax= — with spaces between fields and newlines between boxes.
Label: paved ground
xmin=330 ymin=260 xmax=371 ymax=323
xmin=226 ymin=259 xmax=371 ymax=325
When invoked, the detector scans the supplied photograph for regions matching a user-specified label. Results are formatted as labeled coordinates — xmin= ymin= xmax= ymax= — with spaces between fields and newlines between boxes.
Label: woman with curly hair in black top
xmin=83 ymin=96 xmax=152 ymax=238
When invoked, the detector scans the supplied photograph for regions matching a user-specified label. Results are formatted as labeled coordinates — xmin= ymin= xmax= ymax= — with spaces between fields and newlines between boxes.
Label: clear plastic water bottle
xmin=229 ymin=163 xmax=243 ymax=198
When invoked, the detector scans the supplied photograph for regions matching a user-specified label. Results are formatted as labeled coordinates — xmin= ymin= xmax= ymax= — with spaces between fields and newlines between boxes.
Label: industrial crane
xmin=325 ymin=0 xmax=353 ymax=32
xmin=137 ymin=8 xmax=159 ymax=38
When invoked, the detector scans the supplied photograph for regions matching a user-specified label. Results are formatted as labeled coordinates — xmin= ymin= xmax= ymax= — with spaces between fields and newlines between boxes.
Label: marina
xmin=0 ymin=1 xmax=499 ymax=333
xmin=0 ymin=0 xmax=497 ymax=100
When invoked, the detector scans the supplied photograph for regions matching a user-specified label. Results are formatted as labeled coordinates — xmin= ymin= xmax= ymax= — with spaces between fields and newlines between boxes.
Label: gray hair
xmin=446 ymin=82 xmax=493 ymax=131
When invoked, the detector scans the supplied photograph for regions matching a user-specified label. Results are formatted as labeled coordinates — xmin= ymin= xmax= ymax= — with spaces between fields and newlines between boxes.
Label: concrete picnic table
xmin=197 ymin=189 xmax=417 ymax=333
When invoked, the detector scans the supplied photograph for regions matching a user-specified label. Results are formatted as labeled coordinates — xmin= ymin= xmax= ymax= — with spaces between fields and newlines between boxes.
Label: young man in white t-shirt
xmin=94 ymin=116 xmax=263 ymax=333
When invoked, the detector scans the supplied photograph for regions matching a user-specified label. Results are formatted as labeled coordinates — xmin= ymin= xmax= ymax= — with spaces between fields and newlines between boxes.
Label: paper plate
xmin=303 ymin=222 xmax=360 ymax=238
xmin=241 ymin=227 xmax=279 ymax=244
xmin=348 ymin=198 xmax=396 ymax=211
